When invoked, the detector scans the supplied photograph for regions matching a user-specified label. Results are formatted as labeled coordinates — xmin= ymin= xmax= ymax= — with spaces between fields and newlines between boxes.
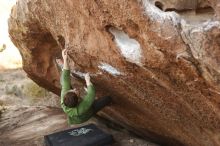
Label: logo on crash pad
xmin=68 ymin=128 xmax=93 ymax=136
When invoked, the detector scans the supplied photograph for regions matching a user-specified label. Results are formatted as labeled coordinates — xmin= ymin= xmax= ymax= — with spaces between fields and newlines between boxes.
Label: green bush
xmin=4 ymin=79 xmax=54 ymax=105
xmin=5 ymin=84 xmax=21 ymax=96
xmin=5 ymin=80 xmax=50 ymax=98
xmin=22 ymin=81 xmax=49 ymax=98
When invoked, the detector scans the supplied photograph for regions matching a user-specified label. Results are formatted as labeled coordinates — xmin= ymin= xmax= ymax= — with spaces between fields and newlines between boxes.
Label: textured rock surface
xmin=8 ymin=0 xmax=220 ymax=145
xmin=0 ymin=106 xmax=158 ymax=146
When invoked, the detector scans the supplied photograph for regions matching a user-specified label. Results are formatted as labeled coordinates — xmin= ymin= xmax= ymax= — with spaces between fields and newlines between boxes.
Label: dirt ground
xmin=0 ymin=68 xmax=159 ymax=146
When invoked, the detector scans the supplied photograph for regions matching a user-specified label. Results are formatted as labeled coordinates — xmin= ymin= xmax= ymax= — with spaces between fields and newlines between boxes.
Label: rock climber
xmin=58 ymin=49 xmax=111 ymax=124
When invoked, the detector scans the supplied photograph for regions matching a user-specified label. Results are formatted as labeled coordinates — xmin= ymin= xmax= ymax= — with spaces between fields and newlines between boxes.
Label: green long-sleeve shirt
xmin=60 ymin=69 xmax=95 ymax=124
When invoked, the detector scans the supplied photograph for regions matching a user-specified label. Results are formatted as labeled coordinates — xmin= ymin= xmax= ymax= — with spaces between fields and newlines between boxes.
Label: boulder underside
xmin=9 ymin=0 xmax=220 ymax=145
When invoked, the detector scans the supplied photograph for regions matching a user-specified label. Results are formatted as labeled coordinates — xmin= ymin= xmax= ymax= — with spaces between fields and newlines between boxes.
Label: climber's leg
xmin=92 ymin=96 xmax=112 ymax=114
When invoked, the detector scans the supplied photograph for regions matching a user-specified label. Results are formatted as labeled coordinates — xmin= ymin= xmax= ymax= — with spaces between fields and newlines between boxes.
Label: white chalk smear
xmin=71 ymin=70 xmax=102 ymax=78
xmin=72 ymin=70 xmax=86 ymax=78
xmin=203 ymin=21 xmax=220 ymax=31
xmin=141 ymin=0 xmax=216 ymax=28
xmin=140 ymin=0 xmax=181 ymax=25
xmin=98 ymin=62 xmax=122 ymax=76
xmin=109 ymin=28 xmax=142 ymax=66
xmin=182 ymin=20 xmax=220 ymax=34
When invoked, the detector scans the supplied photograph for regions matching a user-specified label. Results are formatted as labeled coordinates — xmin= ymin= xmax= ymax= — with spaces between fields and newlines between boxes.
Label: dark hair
xmin=63 ymin=91 xmax=78 ymax=108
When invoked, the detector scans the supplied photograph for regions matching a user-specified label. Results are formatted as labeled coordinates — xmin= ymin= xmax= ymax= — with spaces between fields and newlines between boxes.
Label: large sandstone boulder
xmin=8 ymin=0 xmax=220 ymax=145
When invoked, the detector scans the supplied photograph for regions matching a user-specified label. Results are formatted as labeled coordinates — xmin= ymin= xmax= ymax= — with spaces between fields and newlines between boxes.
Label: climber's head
xmin=63 ymin=89 xmax=79 ymax=108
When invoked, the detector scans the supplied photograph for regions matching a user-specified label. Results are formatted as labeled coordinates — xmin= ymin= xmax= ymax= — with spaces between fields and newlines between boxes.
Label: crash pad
xmin=44 ymin=124 xmax=114 ymax=146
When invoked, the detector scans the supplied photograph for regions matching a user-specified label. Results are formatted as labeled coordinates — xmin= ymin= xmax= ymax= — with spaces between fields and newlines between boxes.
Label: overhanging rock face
xmin=8 ymin=0 xmax=220 ymax=145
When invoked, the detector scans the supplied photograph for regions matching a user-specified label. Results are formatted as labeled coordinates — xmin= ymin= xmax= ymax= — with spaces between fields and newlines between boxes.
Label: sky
xmin=0 ymin=0 xmax=22 ymax=69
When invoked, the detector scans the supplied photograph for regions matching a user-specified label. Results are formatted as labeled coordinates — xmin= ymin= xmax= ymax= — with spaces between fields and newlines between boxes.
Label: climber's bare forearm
xmin=63 ymin=58 xmax=69 ymax=70
xmin=62 ymin=49 xmax=70 ymax=70
xmin=85 ymin=73 xmax=92 ymax=87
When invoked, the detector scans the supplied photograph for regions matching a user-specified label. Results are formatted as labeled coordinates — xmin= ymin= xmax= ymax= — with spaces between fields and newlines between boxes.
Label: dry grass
xmin=4 ymin=79 xmax=50 ymax=98
xmin=0 ymin=100 xmax=5 ymax=118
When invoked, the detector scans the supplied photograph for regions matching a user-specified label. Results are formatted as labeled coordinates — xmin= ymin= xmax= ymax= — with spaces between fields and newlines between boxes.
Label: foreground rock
xmin=9 ymin=0 xmax=220 ymax=145
xmin=0 ymin=106 xmax=158 ymax=146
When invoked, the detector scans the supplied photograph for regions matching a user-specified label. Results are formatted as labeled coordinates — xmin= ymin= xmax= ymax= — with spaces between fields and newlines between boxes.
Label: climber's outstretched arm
xmin=60 ymin=49 xmax=71 ymax=102
xmin=62 ymin=49 xmax=69 ymax=70
xmin=77 ymin=73 xmax=95 ymax=115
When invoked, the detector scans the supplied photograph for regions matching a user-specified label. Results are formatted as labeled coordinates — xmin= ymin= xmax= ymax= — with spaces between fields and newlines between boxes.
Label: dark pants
xmin=92 ymin=96 xmax=111 ymax=114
